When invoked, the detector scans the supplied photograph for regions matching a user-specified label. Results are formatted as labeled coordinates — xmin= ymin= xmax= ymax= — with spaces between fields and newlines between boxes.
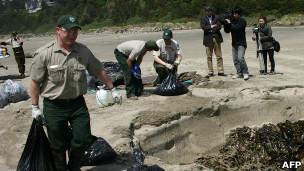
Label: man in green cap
xmin=152 ymin=30 xmax=183 ymax=86
xmin=29 ymin=14 xmax=122 ymax=171
xmin=114 ymin=40 xmax=159 ymax=100
xmin=1 ymin=32 xmax=26 ymax=78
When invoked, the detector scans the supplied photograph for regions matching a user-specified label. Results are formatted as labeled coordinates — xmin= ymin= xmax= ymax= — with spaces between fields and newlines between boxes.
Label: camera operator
xmin=252 ymin=16 xmax=275 ymax=74
xmin=223 ymin=7 xmax=249 ymax=80
xmin=0 ymin=32 xmax=26 ymax=78
xmin=200 ymin=5 xmax=226 ymax=77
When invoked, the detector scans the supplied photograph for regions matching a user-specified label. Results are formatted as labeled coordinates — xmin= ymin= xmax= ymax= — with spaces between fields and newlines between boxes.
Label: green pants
xmin=43 ymin=96 xmax=92 ymax=153
xmin=153 ymin=62 xmax=170 ymax=83
xmin=12 ymin=47 xmax=25 ymax=74
xmin=115 ymin=49 xmax=143 ymax=97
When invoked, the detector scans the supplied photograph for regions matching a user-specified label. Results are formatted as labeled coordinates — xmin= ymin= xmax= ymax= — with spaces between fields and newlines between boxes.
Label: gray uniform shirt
xmin=30 ymin=40 xmax=103 ymax=100
xmin=153 ymin=39 xmax=183 ymax=62
xmin=117 ymin=40 xmax=146 ymax=61
xmin=5 ymin=38 xmax=22 ymax=48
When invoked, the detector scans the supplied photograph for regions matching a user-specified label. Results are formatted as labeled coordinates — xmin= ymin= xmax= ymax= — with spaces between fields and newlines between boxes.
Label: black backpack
xmin=272 ymin=37 xmax=280 ymax=52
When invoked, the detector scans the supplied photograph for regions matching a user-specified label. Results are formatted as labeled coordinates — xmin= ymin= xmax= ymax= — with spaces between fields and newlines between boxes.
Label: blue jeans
xmin=232 ymin=46 xmax=249 ymax=75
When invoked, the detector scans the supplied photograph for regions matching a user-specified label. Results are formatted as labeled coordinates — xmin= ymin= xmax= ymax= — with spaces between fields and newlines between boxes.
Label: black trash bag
xmin=0 ymin=93 xmax=9 ymax=108
xmin=127 ymin=149 xmax=165 ymax=171
xmin=67 ymin=126 xmax=117 ymax=166
xmin=17 ymin=119 xmax=56 ymax=171
xmin=81 ymin=135 xmax=117 ymax=166
xmin=154 ymin=69 xmax=188 ymax=96
xmin=86 ymin=70 xmax=102 ymax=91
xmin=1 ymin=79 xmax=29 ymax=103
xmin=102 ymin=62 xmax=124 ymax=87
xmin=85 ymin=62 xmax=124 ymax=90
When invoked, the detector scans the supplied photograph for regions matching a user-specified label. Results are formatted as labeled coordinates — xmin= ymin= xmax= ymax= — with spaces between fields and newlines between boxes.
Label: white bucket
xmin=96 ymin=86 xmax=108 ymax=107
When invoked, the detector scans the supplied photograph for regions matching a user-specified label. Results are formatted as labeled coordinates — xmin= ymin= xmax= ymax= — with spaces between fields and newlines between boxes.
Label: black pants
xmin=114 ymin=49 xmax=143 ymax=97
xmin=13 ymin=47 xmax=25 ymax=74
xmin=262 ymin=49 xmax=275 ymax=72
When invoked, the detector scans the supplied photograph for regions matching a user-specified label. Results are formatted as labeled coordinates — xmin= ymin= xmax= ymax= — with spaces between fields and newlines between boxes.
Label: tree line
xmin=1 ymin=0 xmax=304 ymax=35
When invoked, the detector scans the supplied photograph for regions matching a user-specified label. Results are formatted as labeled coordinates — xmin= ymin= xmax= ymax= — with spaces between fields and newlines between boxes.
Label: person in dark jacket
xmin=224 ymin=7 xmax=249 ymax=80
xmin=252 ymin=16 xmax=275 ymax=74
xmin=200 ymin=5 xmax=226 ymax=77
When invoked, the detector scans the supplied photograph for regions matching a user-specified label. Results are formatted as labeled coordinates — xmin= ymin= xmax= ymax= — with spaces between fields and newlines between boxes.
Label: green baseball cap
xmin=145 ymin=40 xmax=159 ymax=51
xmin=163 ymin=30 xmax=172 ymax=40
xmin=12 ymin=31 xmax=18 ymax=36
xmin=57 ymin=15 xmax=81 ymax=30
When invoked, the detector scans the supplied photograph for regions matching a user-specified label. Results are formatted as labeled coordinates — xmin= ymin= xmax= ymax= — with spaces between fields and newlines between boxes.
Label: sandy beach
xmin=0 ymin=26 xmax=304 ymax=171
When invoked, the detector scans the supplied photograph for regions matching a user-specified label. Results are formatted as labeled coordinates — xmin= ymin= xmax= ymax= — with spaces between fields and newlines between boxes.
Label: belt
xmin=46 ymin=96 xmax=82 ymax=103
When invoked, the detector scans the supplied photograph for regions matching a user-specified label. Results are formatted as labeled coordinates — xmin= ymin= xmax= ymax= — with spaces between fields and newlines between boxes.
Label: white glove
xmin=111 ymin=88 xmax=122 ymax=105
xmin=165 ymin=63 xmax=174 ymax=70
xmin=32 ymin=104 xmax=45 ymax=122
xmin=174 ymin=60 xmax=180 ymax=66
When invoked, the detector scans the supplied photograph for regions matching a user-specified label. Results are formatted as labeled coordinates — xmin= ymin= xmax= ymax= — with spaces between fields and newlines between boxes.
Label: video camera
xmin=252 ymin=23 xmax=259 ymax=34
xmin=218 ymin=9 xmax=234 ymax=24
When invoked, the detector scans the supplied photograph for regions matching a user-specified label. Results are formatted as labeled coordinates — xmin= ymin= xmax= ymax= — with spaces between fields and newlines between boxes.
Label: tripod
xmin=253 ymin=29 xmax=265 ymax=74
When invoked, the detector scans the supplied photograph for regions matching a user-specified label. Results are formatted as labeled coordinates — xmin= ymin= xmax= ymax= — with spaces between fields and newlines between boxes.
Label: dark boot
xmin=68 ymin=151 xmax=84 ymax=171
xmin=260 ymin=70 xmax=266 ymax=75
xmin=52 ymin=152 xmax=67 ymax=171
xmin=20 ymin=73 xmax=25 ymax=78
xmin=152 ymin=76 xmax=159 ymax=87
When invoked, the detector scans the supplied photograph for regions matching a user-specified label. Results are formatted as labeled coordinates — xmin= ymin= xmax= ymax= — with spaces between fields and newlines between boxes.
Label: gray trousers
xmin=232 ymin=46 xmax=249 ymax=75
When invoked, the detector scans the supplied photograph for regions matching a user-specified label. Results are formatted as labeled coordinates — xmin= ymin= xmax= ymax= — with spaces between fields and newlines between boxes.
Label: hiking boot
xmin=218 ymin=73 xmax=227 ymax=76
xmin=127 ymin=94 xmax=138 ymax=100
xmin=152 ymin=76 xmax=160 ymax=87
xmin=260 ymin=70 xmax=267 ymax=75
xmin=244 ymin=74 xmax=249 ymax=80
xmin=208 ymin=73 xmax=215 ymax=77
xmin=20 ymin=73 xmax=25 ymax=78
xmin=68 ymin=151 xmax=83 ymax=171
xmin=269 ymin=70 xmax=275 ymax=75
xmin=232 ymin=74 xmax=243 ymax=79
xmin=52 ymin=152 xmax=67 ymax=171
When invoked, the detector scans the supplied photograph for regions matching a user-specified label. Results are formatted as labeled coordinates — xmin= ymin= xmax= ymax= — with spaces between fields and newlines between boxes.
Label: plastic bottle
xmin=2 ymin=48 xmax=6 ymax=56
xmin=96 ymin=86 xmax=108 ymax=107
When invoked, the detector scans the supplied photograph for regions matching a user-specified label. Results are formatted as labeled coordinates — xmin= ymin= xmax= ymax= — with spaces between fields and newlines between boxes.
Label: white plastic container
xmin=96 ymin=86 xmax=108 ymax=107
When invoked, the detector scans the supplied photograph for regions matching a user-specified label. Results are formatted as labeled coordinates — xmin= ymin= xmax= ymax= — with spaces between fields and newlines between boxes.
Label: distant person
xmin=152 ymin=30 xmax=183 ymax=86
xmin=200 ymin=5 xmax=226 ymax=77
xmin=29 ymin=14 xmax=122 ymax=171
xmin=252 ymin=16 xmax=275 ymax=74
xmin=114 ymin=40 xmax=159 ymax=100
xmin=1 ymin=32 xmax=25 ymax=78
xmin=224 ymin=7 xmax=249 ymax=80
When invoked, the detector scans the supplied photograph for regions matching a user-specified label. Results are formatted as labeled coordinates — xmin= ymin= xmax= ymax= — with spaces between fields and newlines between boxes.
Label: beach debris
xmin=196 ymin=120 xmax=304 ymax=171
xmin=178 ymin=71 xmax=208 ymax=85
